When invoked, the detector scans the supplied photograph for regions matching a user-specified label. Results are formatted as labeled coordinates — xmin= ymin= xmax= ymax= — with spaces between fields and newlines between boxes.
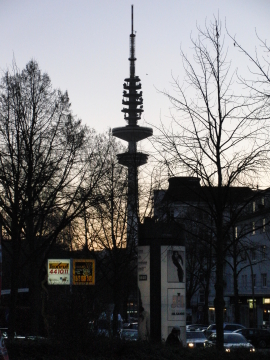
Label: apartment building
xmin=153 ymin=176 xmax=270 ymax=327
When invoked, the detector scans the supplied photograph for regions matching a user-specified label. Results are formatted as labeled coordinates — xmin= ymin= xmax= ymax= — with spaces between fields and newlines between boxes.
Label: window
xmin=251 ymin=248 xmax=256 ymax=261
xmin=252 ymin=274 xmax=256 ymax=288
xmin=261 ymin=273 xmax=267 ymax=288
xmin=253 ymin=201 xmax=256 ymax=212
xmin=252 ymin=222 xmax=256 ymax=235
xmin=247 ymin=298 xmax=256 ymax=308
xmin=225 ymin=324 xmax=239 ymax=331
xmin=242 ymin=274 xmax=247 ymax=288
xmin=262 ymin=197 xmax=265 ymax=206
xmin=240 ymin=251 xmax=247 ymax=261
xmin=199 ymin=289 xmax=205 ymax=304
xmin=261 ymin=245 xmax=266 ymax=260
xmin=235 ymin=226 xmax=238 ymax=239
xmin=263 ymin=218 xmax=266 ymax=233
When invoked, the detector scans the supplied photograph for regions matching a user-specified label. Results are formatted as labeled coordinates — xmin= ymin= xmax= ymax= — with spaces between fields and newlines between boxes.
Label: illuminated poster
xmin=167 ymin=250 xmax=185 ymax=283
xmin=161 ymin=246 xmax=186 ymax=343
xmin=48 ymin=259 xmax=70 ymax=285
xmin=73 ymin=259 xmax=95 ymax=285
xmin=167 ymin=288 xmax=185 ymax=320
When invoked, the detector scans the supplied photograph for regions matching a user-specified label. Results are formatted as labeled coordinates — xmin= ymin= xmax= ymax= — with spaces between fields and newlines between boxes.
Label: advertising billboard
xmin=73 ymin=259 xmax=95 ymax=285
xmin=48 ymin=259 xmax=71 ymax=285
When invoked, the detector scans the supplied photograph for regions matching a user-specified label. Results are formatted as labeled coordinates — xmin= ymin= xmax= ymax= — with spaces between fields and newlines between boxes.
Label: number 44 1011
xmin=49 ymin=269 xmax=69 ymax=274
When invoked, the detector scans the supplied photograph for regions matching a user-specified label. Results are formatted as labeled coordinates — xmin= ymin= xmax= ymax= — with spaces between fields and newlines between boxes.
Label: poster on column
xmin=167 ymin=249 xmax=185 ymax=283
xmin=138 ymin=246 xmax=150 ymax=310
xmin=161 ymin=246 xmax=186 ymax=343
xmin=167 ymin=288 xmax=185 ymax=320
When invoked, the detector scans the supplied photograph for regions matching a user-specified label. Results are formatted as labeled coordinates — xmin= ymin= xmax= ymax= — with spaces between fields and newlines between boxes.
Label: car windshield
xmin=186 ymin=332 xmax=206 ymax=339
xmin=207 ymin=325 xmax=216 ymax=330
xmin=224 ymin=334 xmax=247 ymax=344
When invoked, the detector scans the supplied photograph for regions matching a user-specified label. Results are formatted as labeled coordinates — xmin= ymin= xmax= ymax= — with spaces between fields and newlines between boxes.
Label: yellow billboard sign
xmin=73 ymin=259 xmax=95 ymax=285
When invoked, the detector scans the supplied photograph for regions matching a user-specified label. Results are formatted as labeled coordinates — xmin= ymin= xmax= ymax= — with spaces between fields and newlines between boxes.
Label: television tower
xmin=112 ymin=5 xmax=152 ymax=249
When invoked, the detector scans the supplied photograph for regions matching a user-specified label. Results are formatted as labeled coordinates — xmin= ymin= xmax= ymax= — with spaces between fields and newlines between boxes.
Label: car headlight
xmin=188 ymin=343 xmax=195 ymax=348
xmin=250 ymin=348 xmax=256 ymax=352
xmin=225 ymin=348 xmax=230 ymax=353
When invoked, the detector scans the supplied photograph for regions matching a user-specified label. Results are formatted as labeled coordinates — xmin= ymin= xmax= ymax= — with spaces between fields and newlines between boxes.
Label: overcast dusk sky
xmin=1 ymin=0 xmax=269 ymax=137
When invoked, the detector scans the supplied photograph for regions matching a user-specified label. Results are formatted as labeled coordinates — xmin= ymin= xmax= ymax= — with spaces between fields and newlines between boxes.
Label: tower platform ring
xmin=112 ymin=125 xmax=153 ymax=142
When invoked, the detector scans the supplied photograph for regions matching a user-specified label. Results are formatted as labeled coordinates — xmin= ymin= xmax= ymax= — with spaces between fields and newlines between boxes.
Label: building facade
xmin=224 ymin=193 xmax=270 ymax=327
xmin=153 ymin=176 xmax=270 ymax=327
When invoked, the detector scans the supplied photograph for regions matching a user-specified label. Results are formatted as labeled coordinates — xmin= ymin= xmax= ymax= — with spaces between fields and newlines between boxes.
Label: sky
xmin=1 ymin=0 xmax=269 ymax=138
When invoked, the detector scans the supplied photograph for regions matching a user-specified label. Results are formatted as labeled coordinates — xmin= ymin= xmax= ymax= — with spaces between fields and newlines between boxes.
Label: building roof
xmin=162 ymin=177 xmax=255 ymax=205
xmin=138 ymin=217 xmax=185 ymax=246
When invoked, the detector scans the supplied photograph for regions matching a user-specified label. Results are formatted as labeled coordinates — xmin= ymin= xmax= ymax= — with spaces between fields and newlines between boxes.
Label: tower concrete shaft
xmin=112 ymin=5 xmax=152 ymax=249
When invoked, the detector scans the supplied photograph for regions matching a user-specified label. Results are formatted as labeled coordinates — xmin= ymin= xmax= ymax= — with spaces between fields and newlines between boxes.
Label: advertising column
xmin=161 ymin=246 xmax=186 ymax=343
xmin=138 ymin=246 xmax=150 ymax=340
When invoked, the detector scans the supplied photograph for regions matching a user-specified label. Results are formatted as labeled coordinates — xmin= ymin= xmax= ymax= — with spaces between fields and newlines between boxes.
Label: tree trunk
xmin=29 ymin=266 xmax=42 ymax=335
xmin=204 ymin=279 xmax=210 ymax=325
xmin=215 ymin=261 xmax=224 ymax=349
xmin=215 ymin=221 xmax=224 ymax=350
xmin=8 ymin=224 xmax=21 ymax=337
xmin=233 ymin=260 xmax=240 ymax=323
xmin=112 ymin=301 xmax=120 ymax=336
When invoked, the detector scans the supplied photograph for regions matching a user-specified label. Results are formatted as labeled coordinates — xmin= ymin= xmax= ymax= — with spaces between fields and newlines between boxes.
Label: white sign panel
xmin=161 ymin=246 xmax=186 ymax=343
xmin=138 ymin=246 xmax=150 ymax=339
xmin=48 ymin=259 xmax=71 ymax=285
xmin=138 ymin=246 xmax=150 ymax=312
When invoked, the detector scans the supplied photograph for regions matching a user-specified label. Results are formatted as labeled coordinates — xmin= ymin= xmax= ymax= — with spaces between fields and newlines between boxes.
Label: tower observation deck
xmin=112 ymin=5 xmax=152 ymax=249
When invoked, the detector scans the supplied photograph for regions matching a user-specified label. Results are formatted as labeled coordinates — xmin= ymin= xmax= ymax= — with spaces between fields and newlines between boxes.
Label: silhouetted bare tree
xmin=83 ymin=132 xmax=137 ymax=335
xmin=0 ymin=60 xmax=108 ymax=335
xmin=229 ymin=31 xmax=270 ymax=101
xmin=152 ymin=18 xmax=269 ymax=349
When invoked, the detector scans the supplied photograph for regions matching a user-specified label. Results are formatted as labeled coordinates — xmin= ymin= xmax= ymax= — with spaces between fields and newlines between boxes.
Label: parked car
xmin=234 ymin=328 xmax=270 ymax=348
xmin=186 ymin=331 xmax=208 ymax=348
xmin=123 ymin=322 xmax=138 ymax=330
xmin=119 ymin=329 xmax=138 ymax=341
xmin=96 ymin=329 xmax=110 ymax=337
xmin=206 ymin=332 xmax=255 ymax=352
xmin=0 ymin=330 xmax=9 ymax=360
xmin=2 ymin=332 xmax=47 ymax=342
xmin=186 ymin=324 xmax=208 ymax=331
xmin=204 ymin=323 xmax=245 ymax=338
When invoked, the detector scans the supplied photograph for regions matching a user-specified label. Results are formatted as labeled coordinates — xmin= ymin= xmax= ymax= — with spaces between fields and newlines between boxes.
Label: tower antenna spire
xmin=131 ymin=5 xmax=133 ymax=34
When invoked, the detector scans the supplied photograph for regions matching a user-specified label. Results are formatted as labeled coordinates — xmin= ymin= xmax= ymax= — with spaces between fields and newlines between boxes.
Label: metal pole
xmin=0 ymin=218 xmax=2 ymax=302
xmin=70 ymin=258 xmax=73 ymax=294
